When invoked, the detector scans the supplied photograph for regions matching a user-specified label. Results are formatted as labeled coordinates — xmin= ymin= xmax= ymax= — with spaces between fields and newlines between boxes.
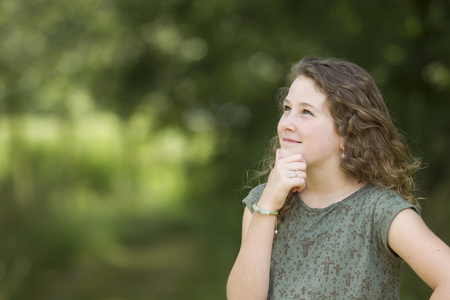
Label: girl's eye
xmin=283 ymin=105 xmax=291 ymax=112
xmin=303 ymin=109 xmax=313 ymax=116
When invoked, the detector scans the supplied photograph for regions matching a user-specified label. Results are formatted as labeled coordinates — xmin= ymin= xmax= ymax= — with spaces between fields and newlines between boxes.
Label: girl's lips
xmin=283 ymin=138 xmax=301 ymax=144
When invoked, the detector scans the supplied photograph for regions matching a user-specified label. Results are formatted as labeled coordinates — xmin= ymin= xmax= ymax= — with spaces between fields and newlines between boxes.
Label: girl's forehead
xmin=287 ymin=77 xmax=326 ymax=103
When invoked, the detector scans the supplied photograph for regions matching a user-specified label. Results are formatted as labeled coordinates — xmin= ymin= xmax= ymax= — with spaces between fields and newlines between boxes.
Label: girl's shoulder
xmin=363 ymin=184 xmax=418 ymax=209
xmin=242 ymin=183 xmax=267 ymax=213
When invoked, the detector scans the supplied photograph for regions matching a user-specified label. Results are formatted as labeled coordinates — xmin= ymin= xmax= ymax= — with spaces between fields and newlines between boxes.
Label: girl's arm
xmin=226 ymin=205 xmax=276 ymax=300
xmin=388 ymin=208 xmax=450 ymax=299
xmin=227 ymin=150 xmax=307 ymax=300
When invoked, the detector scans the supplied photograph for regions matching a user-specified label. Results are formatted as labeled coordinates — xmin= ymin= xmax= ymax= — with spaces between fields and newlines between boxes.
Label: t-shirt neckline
xmin=297 ymin=184 xmax=371 ymax=212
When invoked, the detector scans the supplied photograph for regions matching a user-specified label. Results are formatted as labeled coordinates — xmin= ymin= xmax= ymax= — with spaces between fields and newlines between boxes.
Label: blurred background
xmin=1 ymin=0 xmax=449 ymax=299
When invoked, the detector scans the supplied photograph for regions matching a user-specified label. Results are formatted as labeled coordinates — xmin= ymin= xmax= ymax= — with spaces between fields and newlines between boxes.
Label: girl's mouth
xmin=282 ymin=138 xmax=301 ymax=144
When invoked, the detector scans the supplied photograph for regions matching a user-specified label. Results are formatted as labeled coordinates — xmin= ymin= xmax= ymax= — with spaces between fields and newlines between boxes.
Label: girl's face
xmin=277 ymin=76 xmax=342 ymax=168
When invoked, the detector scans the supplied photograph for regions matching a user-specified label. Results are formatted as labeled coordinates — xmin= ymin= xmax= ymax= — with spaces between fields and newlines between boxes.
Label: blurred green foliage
xmin=1 ymin=0 xmax=450 ymax=299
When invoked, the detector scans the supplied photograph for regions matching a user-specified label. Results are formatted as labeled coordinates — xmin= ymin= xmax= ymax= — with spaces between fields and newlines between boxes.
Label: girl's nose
xmin=279 ymin=114 xmax=296 ymax=132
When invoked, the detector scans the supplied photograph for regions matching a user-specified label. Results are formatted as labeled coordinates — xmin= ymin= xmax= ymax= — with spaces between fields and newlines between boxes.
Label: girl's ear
xmin=339 ymin=140 xmax=344 ymax=151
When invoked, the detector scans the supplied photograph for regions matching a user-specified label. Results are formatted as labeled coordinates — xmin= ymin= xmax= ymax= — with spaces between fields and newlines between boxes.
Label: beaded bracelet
xmin=252 ymin=204 xmax=279 ymax=234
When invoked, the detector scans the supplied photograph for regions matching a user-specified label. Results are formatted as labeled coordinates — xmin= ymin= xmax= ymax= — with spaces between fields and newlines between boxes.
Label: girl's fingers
xmin=288 ymin=178 xmax=307 ymax=193
xmin=277 ymin=152 xmax=305 ymax=164
xmin=269 ymin=148 xmax=308 ymax=197
xmin=288 ymin=162 xmax=307 ymax=173
xmin=291 ymin=186 xmax=305 ymax=193
xmin=276 ymin=163 xmax=306 ymax=178
xmin=277 ymin=148 xmax=300 ymax=161
xmin=290 ymin=169 xmax=307 ymax=179
xmin=273 ymin=160 xmax=307 ymax=179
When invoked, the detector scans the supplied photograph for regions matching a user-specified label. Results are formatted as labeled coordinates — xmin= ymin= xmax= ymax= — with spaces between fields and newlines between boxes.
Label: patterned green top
xmin=243 ymin=184 xmax=420 ymax=300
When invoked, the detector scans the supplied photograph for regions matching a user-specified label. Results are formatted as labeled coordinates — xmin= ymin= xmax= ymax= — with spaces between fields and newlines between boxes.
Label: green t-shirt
xmin=243 ymin=184 xmax=420 ymax=299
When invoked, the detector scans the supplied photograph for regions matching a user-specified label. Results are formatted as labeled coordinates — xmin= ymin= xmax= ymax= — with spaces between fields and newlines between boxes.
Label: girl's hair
xmin=252 ymin=56 xmax=422 ymax=224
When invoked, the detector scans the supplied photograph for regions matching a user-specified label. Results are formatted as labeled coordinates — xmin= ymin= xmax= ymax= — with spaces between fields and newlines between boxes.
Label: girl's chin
xmin=280 ymin=146 xmax=304 ymax=156
xmin=281 ymin=143 xmax=303 ymax=151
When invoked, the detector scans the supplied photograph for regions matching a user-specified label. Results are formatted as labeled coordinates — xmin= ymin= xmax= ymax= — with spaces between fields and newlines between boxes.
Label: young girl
xmin=227 ymin=57 xmax=450 ymax=299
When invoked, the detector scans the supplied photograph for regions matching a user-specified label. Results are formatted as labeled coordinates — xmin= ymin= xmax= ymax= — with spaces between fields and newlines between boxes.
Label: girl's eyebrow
xmin=284 ymin=98 xmax=321 ymax=112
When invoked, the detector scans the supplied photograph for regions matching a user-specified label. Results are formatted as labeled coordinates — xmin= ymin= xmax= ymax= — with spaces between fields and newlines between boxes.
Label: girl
xmin=227 ymin=57 xmax=450 ymax=299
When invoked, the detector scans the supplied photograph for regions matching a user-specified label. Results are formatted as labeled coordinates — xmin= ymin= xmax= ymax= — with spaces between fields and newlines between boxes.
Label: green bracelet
xmin=252 ymin=204 xmax=279 ymax=234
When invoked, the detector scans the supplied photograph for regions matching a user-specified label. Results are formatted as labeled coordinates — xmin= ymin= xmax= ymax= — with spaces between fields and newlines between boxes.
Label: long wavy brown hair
xmin=251 ymin=56 xmax=422 ymax=224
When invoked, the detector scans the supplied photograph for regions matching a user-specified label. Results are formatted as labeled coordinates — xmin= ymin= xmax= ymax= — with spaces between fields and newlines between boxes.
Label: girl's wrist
xmin=257 ymin=198 xmax=282 ymax=212
xmin=258 ymin=189 xmax=286 ymax=212
xmin=252 ymin=204 xmax=279 ymax=235
xmin=252 ymin=204 xmax=278 ymax=215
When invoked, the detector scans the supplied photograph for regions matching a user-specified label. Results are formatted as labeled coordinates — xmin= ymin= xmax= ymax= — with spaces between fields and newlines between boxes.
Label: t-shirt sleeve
xmin=242 ymin=183 xmax=267 ymax=213
xmin=374 ymin=189 xmax=421 ymax=259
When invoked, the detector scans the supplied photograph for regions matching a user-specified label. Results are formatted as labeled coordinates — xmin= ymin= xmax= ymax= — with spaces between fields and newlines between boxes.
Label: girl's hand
xmin=257 ymin=148 xmax=307 ymax=211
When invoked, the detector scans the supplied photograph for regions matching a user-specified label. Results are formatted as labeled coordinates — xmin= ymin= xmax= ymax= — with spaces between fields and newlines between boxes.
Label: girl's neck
xmin=300 ymin=166 xmax=365 ymax=209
